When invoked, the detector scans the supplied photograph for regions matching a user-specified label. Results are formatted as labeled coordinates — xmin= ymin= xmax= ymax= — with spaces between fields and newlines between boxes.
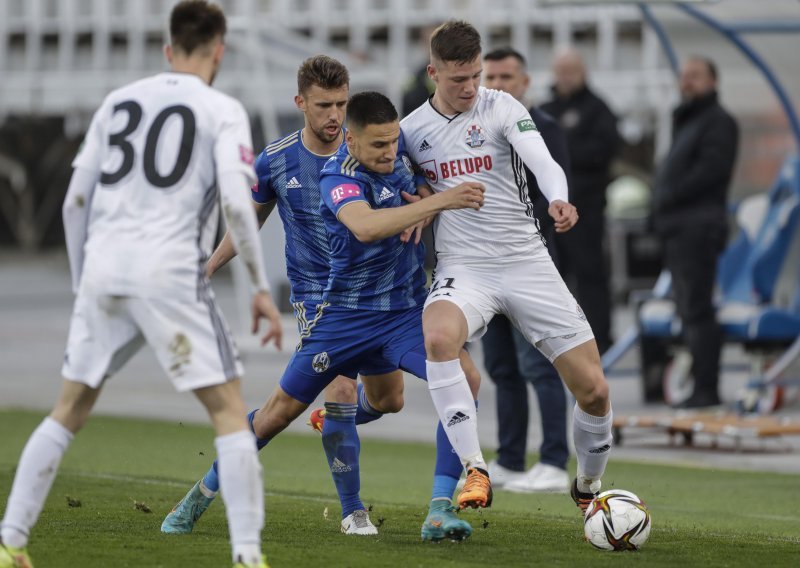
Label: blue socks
xmin=202 ymin=409 xmax=270 ymax=493
xmin=321 ymin=402 xmax=364 ymax=519
xmin=431 ymin=400 xmax=477 ymax=502
xmin=354 ymin=383 xmax=383 ymax=425
xmin=431 ymin=420 xmax=463 ymax=501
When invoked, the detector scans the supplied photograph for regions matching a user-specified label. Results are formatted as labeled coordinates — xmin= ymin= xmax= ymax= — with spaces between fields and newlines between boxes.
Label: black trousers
xmin=556 ymin=204 xmax=612 ymax=352
xmin=662 ymin=227 xmax=726 ymax=396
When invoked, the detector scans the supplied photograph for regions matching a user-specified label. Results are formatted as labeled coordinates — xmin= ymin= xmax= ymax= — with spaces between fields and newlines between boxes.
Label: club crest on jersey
xmin=401 ymin=154 xmax=414 ymax=175
xmin=312 ymin=351 xmax=330 ymax=373
xmin=419 ymin=160 xmax=438 ymax=184
xmin=465 ymin=124 xmax=485 ymax=148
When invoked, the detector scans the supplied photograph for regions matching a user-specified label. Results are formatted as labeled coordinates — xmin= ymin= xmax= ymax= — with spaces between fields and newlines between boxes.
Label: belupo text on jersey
xmin=420 ymin=155 xmax=493 ymax=183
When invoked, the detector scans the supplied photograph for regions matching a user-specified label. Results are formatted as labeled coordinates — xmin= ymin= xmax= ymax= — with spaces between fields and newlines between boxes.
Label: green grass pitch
xmin=1 ymin=410 xmax=797 ymax=567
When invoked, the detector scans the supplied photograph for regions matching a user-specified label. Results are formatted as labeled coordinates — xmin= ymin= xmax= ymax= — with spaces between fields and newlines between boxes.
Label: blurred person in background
xmin=541 ymin=48 xmax=619 ymax=354
xmin=479 ymin=47 xmax=571 ymax=494
xmin=651 ymin=56 xmax=738 ymax=409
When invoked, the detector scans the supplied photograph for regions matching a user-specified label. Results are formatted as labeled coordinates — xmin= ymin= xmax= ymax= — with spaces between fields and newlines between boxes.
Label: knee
xmin=425 ymin=327 xmax=461 ymax=360
xmin=372 ymin=391 xmax=404 ymax=414
xmin=325 ymin=378 xmax=357 ymax=404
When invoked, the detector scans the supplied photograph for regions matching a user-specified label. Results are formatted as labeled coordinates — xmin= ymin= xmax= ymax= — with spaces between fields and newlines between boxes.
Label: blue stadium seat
xmin=639 ymin=154 xmax=800 ymax=345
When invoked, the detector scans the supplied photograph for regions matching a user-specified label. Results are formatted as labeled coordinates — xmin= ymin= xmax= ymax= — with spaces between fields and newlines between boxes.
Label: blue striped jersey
xmin=319 ymin=132 xmax=428 ymax=311
xmin=251 ymin=130 xmax=332 ymax=303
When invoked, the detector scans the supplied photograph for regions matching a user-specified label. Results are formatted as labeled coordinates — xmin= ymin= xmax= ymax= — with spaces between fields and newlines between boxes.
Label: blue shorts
xmin=280 ymin=303 xmax=427 ymax=404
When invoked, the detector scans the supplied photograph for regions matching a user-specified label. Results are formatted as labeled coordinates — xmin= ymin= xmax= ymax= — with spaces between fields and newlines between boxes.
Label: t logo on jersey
xmin=516 ymin=118 xmax=538 ymax=132
xmin=330 ymin=183 xmax=361 ymax=205
xmin=465 ymin=124 xmax=486 ymax=148
xmin=419 ymin=160 xmax=438 ymax=184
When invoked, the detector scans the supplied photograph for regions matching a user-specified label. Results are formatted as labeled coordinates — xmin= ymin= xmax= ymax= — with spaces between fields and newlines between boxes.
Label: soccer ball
xmin=583 ymin=489 xmax=651 ymax=551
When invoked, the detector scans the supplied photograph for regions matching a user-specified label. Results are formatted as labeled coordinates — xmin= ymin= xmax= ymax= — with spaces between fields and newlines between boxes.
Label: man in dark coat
xmin=541 ymin=49 xmax=619 ymax=354
xmin=652 ymin=56 xmax=739 ymax=408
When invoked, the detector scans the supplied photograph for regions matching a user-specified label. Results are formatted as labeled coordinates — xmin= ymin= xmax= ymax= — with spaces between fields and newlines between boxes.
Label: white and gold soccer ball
xmin=583 ymin=489 xmax=651 ymax=551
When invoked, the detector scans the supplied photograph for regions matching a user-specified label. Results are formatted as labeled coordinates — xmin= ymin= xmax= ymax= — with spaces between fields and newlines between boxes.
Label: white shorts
xmin=425 ymin=246 xmax=594 ymax=362
xmin=62 ymin=288 xmax=243 ymax=392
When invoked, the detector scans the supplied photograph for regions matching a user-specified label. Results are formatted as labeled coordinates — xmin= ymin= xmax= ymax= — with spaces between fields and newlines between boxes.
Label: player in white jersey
xmin=0 ymin=3 xmax=279 ymax=568
xmin=400 ymin=20 xmax=613 ymax=515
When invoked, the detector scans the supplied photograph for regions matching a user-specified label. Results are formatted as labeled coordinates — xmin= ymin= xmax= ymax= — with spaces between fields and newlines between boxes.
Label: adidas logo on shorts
xmin=330 ymin=457 xmax=352 ymax=473
xmin=287 ymin=176 xmax=302 ymax=189
xmin=447 ymin=411 xmax=469 ymax=427
xmin=418 ymin=139 xmax=432 ymax=152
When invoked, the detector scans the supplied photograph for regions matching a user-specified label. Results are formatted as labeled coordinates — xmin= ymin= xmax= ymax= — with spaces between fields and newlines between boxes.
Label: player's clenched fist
xmin=548 ymin=199 xmax=578 ymax=232
xmin=438 ymin=181 xmax=485 ymax=210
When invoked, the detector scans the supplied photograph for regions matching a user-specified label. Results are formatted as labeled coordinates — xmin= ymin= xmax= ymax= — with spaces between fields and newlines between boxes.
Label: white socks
xmin=215 ymin=430 xmax=264 ymax=565
xmin=572 ymin=403 xmax=613 ymax=492
xmin=426 ymin=359 xmax=486 ymax=470
xmin=1 ymin=417 xmax=73 ymax=548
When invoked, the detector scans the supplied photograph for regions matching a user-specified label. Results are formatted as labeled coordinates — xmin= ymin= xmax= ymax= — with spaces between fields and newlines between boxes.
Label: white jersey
xmin=401 ymin=87 xmax=567 ymax=261
xmin=72 ymin=72 xmax=257 ymax=299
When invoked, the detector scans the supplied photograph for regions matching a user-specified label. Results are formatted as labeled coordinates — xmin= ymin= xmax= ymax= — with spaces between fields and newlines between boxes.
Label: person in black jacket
xmin=541 ymin=49 xmax=619 ymax=353
xmin=478 ymin=47 xmax=571 ymax=494
xmin=652 ymin=56 xmax=739 ymax=408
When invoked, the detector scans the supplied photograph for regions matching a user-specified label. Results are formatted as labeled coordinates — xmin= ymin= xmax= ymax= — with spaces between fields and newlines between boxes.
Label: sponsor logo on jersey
xmin=239 ymin=144 xmax=255 ymax=165
xmin=419 ymin=160 xmax=438 ymax=184
xmin=330 ymin=457 xmax=352 ymax=473
xmin=286 ymin=176 xmax=302 ymax=189
xmin=440 ymin=156 xmax=493 ymax=180
xmin=401 ymin=154 xmax=414 ymax=174
xmin=447 ymin=411 xmax=470 ymax=427
xmin=378 ymin=186 xmax=395 ymax=202
xmin=330 ymin=183 xmax=362 ymax=205
xmin=418 ymin=139 xmax=432 ymax=152
xmin=312 ymin=351 xmax=330 ymax=373
xmin=465 ymin=124 xmax=486 ymax=148
xmin=516 ymin=118 xmax=538 ymax=132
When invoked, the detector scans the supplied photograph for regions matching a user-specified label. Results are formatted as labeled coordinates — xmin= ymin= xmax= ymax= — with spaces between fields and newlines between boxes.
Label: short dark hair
xmin=484 ymin=47 xmax=526 ymax=67
xmin=430 ymin=20 xmax=482 ymax=65
xmin=346 ymin=91 xmax=398 ymax=131
xmin=689 ymin=55 xmax=718 ymax=81
xmin=297 ymin=55 xmax=350 ymax=95
xmin=169 ymin=1 xmax=226 ymax=56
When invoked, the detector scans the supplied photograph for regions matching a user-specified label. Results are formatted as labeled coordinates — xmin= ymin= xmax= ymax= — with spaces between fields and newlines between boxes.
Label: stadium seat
xmin=639 ymin=154 xmax=800 ymax=345
xmin=635 ymin=155 xmax=800 ymax=408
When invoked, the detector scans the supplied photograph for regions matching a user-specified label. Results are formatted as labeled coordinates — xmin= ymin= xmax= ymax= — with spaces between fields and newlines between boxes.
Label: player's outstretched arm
xmin=338 ymin=181 xmax=484 ymax=243
xmin=218 ymin=170 xmax=282 ymax=348
xmin=62 ymin=167 xmax=100 ymax=293
xmin=207 ymin=200 xmax=275 ymax=277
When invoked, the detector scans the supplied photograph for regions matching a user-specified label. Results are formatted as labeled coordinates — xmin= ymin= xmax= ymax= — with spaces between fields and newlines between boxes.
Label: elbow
xmin=351 ymin=227 xmax=380 ymax=243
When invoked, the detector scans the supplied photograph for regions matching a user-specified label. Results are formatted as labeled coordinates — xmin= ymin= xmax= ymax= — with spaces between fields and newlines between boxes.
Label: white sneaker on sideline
xmin=340 ymin=509 xmax=378 ymax=535
xmin=504 ymin=463 xmax=569 ymax=494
